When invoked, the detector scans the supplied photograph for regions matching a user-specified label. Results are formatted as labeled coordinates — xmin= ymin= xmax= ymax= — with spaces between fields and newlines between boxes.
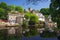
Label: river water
xmin=22 ymin=35 xmax=58 ymax=40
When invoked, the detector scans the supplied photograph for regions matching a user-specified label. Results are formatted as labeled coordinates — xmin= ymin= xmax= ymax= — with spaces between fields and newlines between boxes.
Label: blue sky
xmin=0 ymin=0 xmax=50 ymax=10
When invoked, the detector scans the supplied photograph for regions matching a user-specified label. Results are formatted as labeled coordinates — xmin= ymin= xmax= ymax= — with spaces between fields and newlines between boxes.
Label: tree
xmin=40 ymin=8 xmax=50 ymax=15
xmin=30 ymin=14 xmax=39 ymax=23
xmin=0 ymin=2 xmax=24 ymax=20
xmin=0 ymin=2 xmax=8 ymax=20
xmin=24 ymin=12 xmax=31 ymax=19
xmin=24 ymin=13 xmax=39 ymax=30
xmin=29 ymin=14 xmax=39 ymax=30
xmin=6 ymin=5 xmax=15 ymax=11
xmin=50 ymin=0 xmax=60 ymax=28
xmin=23 ymin=12 xmax=31 ymax=29
xmin=0 ymin=8 xmax=7 ymax=20
xmin=24 ymin=13 xmax=39 ymax=23
xmin=50 ymin=0 xmax=60 ymax=40
xmin=0 ymin=2 xmax=7 ymax=9
xmin=15 ymin=6 xmax=24 ymax=13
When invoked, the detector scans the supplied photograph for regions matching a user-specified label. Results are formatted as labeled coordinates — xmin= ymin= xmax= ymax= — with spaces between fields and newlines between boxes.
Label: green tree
xmin=24 ymin=12 xmax=31 ymax=19
xmin=30 ymin=14 xmax=39 ymax=23
xmin=7 ymin=5 xmax=15 ymax=11
xmin=24 ymin=13 xmax=39 ymax=23
xmin=15 ymin=6 xmax=24 ymax=13
xmin=0 ymin=2 xmax=8 ymax=20
xmin=0 ymin=2 xmax=7 ymax=9
xmin=50 ymin=0 xmax=60 ymax=40
xmin=0 ymin=8 xmax=7 ymax=20
xmin=40 ymin=8 xmax=50 ymax=15
xmin=50 ymin=0 xmax=60 ymax=29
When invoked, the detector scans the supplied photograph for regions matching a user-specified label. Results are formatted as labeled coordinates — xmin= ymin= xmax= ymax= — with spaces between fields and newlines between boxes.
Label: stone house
xmin=45 ymin=15 xmax=57 ymax=29
xmin=8 ymin=11 xmax=24 ymax=25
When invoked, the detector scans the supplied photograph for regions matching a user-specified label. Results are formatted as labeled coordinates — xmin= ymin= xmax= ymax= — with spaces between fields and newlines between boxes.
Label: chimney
xmin=28 ymin=8 xmax=32 ymax=12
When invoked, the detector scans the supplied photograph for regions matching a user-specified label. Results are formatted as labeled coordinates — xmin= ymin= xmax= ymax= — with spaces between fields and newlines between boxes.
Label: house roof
xmin=0 ymin=20 xmax=8 ymax=22
xmin=3 ymin=20 xmax=9 ymax=22
xmin=36 ymin=13 xmax=45 ymax=18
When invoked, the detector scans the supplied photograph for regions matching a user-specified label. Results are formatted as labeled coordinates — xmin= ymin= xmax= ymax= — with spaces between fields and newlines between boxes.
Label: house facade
xmin=45 ymin=15 xmax=57 ymax=29
xmin=8 ymin=11 xmax=24 ymax=25
xmin=35 ymin=13 xmax=45 ymax=21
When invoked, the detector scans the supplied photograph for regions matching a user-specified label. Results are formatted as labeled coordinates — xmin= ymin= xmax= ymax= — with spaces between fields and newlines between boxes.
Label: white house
xmin=35 ymin=13 xmax=45 ymax=21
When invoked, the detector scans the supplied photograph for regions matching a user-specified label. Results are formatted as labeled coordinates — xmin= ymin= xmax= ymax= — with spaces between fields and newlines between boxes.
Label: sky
xmin=0 ymin=0 xmax=50 ymax=10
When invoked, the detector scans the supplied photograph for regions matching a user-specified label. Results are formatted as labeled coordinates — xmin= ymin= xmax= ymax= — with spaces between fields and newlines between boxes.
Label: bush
xmin=23 ymin=28 xmax=38 ymax=37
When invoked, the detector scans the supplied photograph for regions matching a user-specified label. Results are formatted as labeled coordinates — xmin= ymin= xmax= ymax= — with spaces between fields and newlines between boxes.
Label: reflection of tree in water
xmin=57 ymin=30 xmax=60 ymax=40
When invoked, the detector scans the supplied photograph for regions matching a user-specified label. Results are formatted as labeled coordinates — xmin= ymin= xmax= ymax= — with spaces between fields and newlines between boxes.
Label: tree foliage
xmin=24 ymin=13 xmax=39 ymax=23
xmin=40 ymin=8 xmax=50 ymax=15
xmin=24 ymin=12 xmax=31 ymax=19
xmin=15 ymin=6 xmax=24 ymax=13
xmin=0 ymin=2 xmax=24 ymax=20
xmin=0 ymin=2 xmax=7 ymax=9
xmin=0 ymin=2 xmax=8 ymax=20
xmin=8 ymin=5 xmax=15 ymax=11
xmin=30 ymin=14 xmax=39 ymax=23
xmin=50 ymin=0 xmax=60 ymax=28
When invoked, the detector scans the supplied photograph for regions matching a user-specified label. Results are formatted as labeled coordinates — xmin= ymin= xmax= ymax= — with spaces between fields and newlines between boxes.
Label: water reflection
xmin=22 ymin=35 xmax=58 ymax=40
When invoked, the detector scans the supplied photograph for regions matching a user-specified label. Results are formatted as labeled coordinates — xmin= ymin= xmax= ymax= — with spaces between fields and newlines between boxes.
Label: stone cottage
xmin=8 ymin=11 xmax=24 ymax=25
xmin=45 ymin=15 xmax=57 ymax=29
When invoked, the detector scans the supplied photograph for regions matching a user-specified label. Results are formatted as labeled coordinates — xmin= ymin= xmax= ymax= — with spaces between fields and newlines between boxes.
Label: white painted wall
xmin=8 ymin=15 xmax=17 ymax=24
xmin=36 ymin=13 xmax=45 ymax=21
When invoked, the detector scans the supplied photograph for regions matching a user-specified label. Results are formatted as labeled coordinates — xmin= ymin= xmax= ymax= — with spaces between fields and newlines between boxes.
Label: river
xmin=22 ymin=35 xmax=58 ymax=40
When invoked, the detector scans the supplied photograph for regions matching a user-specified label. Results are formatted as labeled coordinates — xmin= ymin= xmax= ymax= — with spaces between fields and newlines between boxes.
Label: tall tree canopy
xmin=0 ymin=2 xmax=8 ymax=20
xmin=0 ymin=2 xmax=24 ymax=20
xmin=8 ymin=5 xmax=15 ymax=11
xmin=24 ymin=12 xmax=31 ymax=19
xmin=15 ymin=6 xmax=24 ymax=13
xmin=50 ymin=0 xmax=60 ymax=28
xmin=0 ymin=2 xmax=7 ymax=9
xmin=40 ymin=8 xmax=50 ymax=15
